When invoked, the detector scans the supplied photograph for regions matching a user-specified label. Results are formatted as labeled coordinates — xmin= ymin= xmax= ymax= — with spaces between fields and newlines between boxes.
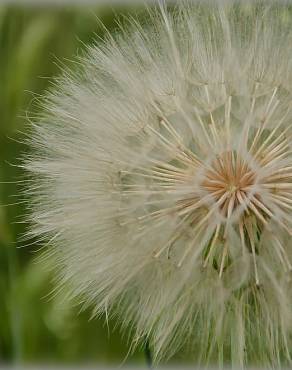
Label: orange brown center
xmin=202 ymin=151 xmax=256 ymax=218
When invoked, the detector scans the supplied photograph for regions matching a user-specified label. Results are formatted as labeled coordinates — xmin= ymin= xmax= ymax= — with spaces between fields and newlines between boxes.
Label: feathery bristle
xmin=24 ymin=1 xmax=292 ymax=367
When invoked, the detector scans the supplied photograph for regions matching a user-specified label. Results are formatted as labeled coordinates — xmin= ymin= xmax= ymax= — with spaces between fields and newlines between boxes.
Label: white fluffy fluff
xmin=24 ymin=1 xmax=292 ymax=367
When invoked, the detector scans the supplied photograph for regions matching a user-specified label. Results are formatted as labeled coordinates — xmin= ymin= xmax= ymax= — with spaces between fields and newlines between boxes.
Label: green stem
xmin=144 ymin=340 xmax=153 ymax=368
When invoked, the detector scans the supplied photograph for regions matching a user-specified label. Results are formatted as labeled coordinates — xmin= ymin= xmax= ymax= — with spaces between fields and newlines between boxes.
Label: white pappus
xmin=24 ymin=1 xmax=292 ymax=367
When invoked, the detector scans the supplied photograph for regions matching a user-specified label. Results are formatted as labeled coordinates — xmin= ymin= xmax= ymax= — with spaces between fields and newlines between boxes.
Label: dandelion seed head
xmin=25 ymin=1 xmax=292 ymax=367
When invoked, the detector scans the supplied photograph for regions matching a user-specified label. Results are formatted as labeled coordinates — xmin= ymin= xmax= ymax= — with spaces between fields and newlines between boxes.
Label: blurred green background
xmin=0 ymin=3 xmax=149 ymax=366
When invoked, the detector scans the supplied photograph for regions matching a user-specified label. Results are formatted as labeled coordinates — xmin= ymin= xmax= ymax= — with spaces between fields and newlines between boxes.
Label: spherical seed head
xmin=25 ymin=1 xmax=292 ymax=367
